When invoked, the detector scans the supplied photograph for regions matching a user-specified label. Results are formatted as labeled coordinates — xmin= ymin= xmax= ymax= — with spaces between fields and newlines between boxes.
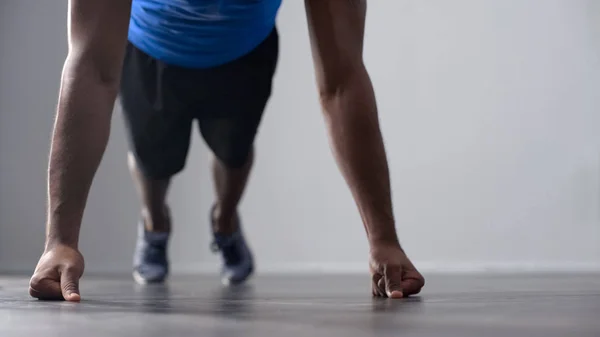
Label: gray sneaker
xmin=210 ymin=209 xmax=254 ymax=285
xmin=133 ymin=221 xmax=169 ymax=284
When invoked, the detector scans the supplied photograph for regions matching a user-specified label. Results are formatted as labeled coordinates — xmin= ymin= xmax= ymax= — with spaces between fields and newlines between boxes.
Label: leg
xmin=200 ymin=112 xmax=263 ymax=286
xmin=211 ymin=148 xmax=254 ymax=235
xmin=120 ymin=42 xmax=194 ymax=284
xmin=197 ymin=27 xmax=279 ymax=285
xmin=127 ymin=152 xmax=171 ymax=233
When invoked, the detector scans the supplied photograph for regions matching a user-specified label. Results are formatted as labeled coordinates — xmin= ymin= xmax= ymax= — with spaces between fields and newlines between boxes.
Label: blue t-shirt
xmin=128 ymin=0 xmax=283 ymax=69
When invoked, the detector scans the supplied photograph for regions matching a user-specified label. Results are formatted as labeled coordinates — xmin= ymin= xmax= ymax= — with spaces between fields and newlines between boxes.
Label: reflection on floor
xmin=1 ymin=273 xmax=599 ymax=337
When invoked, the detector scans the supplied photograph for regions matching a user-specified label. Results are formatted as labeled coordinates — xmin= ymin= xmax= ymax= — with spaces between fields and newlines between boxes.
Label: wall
xmin=1 ymin=0 xmax=599 ymax=274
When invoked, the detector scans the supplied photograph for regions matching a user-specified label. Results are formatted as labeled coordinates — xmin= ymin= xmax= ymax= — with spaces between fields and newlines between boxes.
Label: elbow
xmin=318 ymin=85 xmax=345 ymax=106
xmin=317 ymin=62 xmax=368 ymax=102
xmin=318 ymin=73 xmax=353 ymax=103
xmin=317 ymin=80 xmax=350 ymax=115
xmin=317 ymin=64 xmax=371 ymax=116
xmin=95 ymin=67 xmax=121 ymax=87
xmin=63 ymin=51 xmax=122 ymax=90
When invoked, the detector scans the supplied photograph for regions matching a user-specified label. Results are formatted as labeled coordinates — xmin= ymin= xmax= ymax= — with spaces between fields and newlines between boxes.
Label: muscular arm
xmin=46 ymin=0 xmax=131 ymax=249
xmin=304 ymin=0 xmax=398 ymax=247
xmin=305 ymin=0 xmax=425 ymax=298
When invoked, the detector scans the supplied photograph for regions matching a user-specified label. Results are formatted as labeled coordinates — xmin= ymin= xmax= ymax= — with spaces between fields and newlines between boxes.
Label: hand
xmin=370 ymin=243 xmax=424 ymax=299
xmin=29 ymin=243 xmax=85 ymax=302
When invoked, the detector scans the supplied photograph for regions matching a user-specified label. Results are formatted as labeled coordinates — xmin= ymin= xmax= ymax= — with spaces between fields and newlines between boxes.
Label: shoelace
xmin=209 ymin=206 xmax=244 ymax=267
xmin=143 ymin=242 xmax=167 ymax=264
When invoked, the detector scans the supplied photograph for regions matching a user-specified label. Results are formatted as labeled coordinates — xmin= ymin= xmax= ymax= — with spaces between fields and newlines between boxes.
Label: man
xmin=29 ymin=0 xmax=424 ymax=302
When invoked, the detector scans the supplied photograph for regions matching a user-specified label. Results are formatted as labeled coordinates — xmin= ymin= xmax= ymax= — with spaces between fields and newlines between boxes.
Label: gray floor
xmin=1 ymin=273 xmax=599 ymax=337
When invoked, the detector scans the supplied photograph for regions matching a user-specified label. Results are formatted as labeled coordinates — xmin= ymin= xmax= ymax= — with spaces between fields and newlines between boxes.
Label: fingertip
xmin=28 ymin=287 xmax=39 ymax=299
xmin=387 ymin=290 xmax=404 ymax=299
xmin=65 ymin=293 xmax=81 ymax=302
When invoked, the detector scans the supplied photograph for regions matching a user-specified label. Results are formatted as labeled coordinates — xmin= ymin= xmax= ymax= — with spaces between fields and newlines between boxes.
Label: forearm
xmin=46 ymin=58 xmax=118 ymax=249
xmin=319 ymin=67 xmax=399 ymax=247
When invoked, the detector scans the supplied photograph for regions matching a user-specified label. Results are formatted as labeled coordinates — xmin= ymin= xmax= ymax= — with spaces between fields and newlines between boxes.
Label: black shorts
xmin=119 ymin=28 xmax=279 ymax=179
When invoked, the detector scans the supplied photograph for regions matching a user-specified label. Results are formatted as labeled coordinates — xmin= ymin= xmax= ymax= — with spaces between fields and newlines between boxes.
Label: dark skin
xmin=29 ymin=0 xmax=425 ymax=302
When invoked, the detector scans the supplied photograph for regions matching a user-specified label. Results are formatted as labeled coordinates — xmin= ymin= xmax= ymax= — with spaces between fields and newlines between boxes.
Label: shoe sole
xmin=132 ymin=270 xmax=167 ymax=285
xmin=222 ymin=265 xmax=254 ymax=286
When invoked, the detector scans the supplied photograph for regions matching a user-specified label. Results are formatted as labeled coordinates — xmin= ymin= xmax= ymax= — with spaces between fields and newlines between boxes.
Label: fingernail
xmin=388 ymin=290 xmax=403 ymax=299
xmin=67 ymin=293 xmax=81 ymax=302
